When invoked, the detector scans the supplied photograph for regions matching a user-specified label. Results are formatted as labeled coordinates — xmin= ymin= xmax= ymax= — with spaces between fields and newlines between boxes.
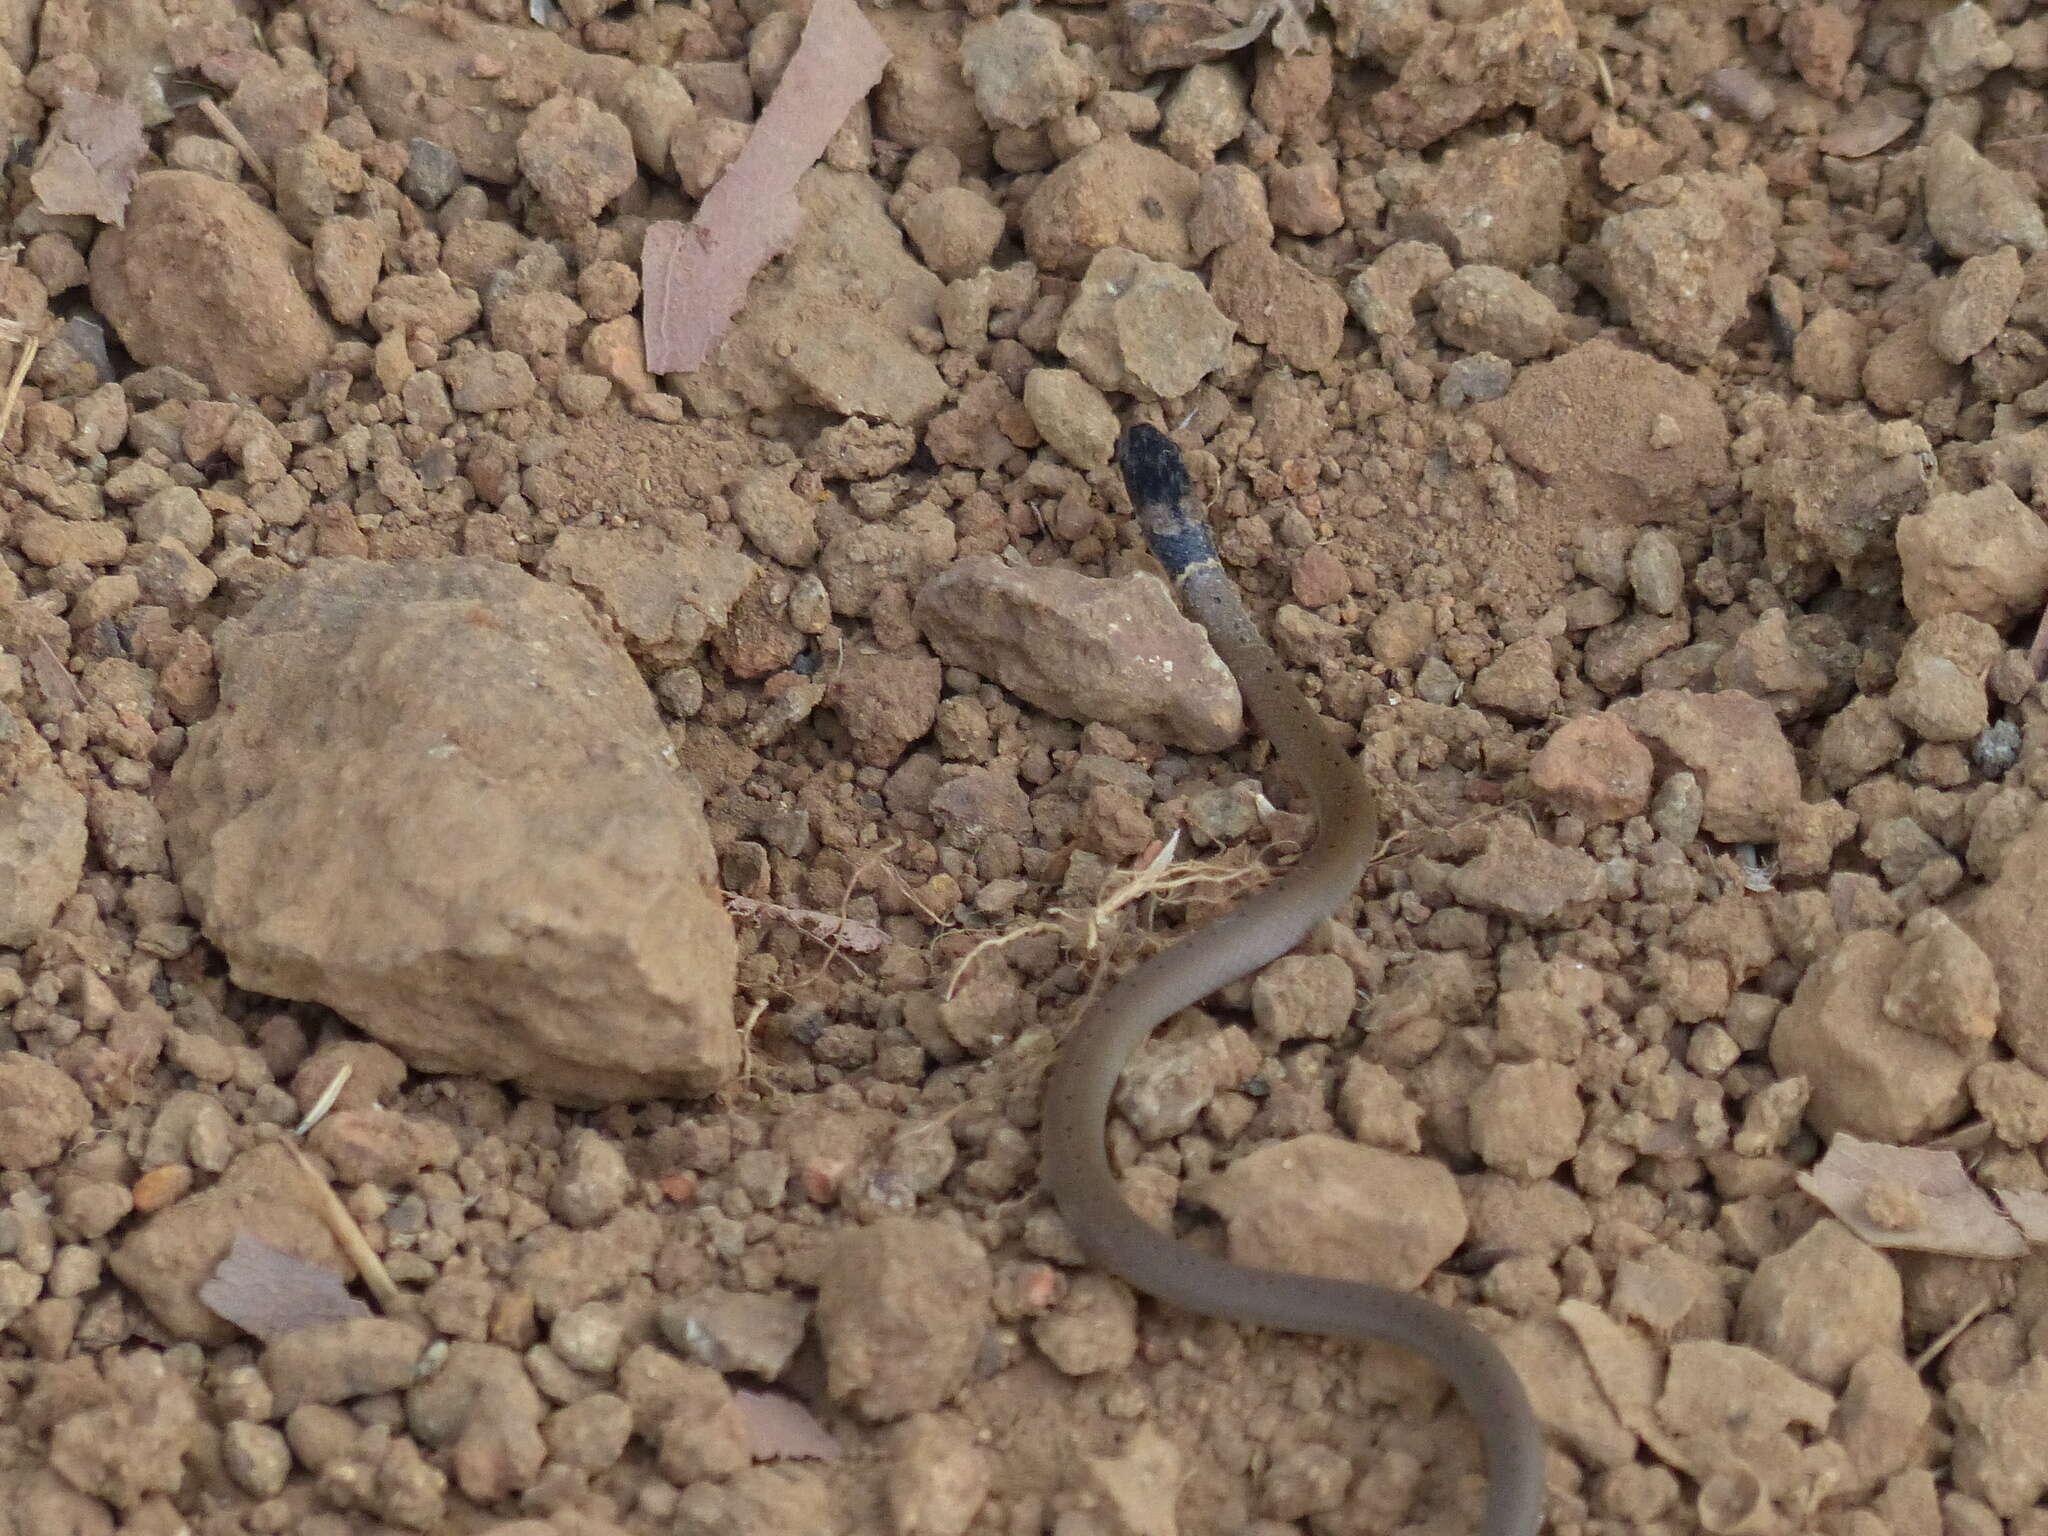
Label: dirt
xmin=7 ymin=0 xmax=2048 ymax=1532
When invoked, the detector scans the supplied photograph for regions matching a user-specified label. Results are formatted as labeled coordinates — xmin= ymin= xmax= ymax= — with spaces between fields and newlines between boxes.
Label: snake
xmin=1041 ymin=423 xmax=1547 ymax=1536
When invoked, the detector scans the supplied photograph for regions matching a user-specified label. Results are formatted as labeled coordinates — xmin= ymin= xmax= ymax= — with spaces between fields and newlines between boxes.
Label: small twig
xmin=196 ymin=98 xmax=273 ymax=189
xmin=31 ymin=636 xmax=86 ymax=713
xmin=1912 ymin=1296 xmax=1990 ymax=1374
xmin=2029 ymin=600 xmax=2048 ymax=681
xmin=945 ymin=918 xmax=1064 ymax=1001
xmin=0 ymin=333 xmax=39 ymax=448
xmin=944 ymin=840 xmax=1260 ymax=999
xmin=285 ymin=1140 xmax=401 ymax=1311
xmin=294 ymin=1062 xmax=354 ymax=1136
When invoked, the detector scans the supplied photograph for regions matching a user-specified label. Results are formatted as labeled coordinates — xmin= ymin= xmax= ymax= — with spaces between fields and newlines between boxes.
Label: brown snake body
xmin=1041 ymin=423 xmax=1546 ymax=1536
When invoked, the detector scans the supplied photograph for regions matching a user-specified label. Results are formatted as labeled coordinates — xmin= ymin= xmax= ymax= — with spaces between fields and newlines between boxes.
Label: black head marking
xmin=1115 ymin=423 xmax=1188 ymax=510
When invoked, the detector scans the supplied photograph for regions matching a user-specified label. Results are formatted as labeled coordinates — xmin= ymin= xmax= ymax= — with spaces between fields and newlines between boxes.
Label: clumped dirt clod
xmin=9 ymin=1 xmax=2048 ymax=1534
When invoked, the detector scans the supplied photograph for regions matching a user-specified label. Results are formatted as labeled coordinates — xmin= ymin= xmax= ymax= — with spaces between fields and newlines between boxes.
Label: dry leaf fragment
xmin=1815 ymin=98 xmax=1914 ymax=159
xmin=1267 ymin=0 xmax=1315 ymax=53
xmin=640 ymin=0 xmax=890 ymax=375
xmin=199 ymin=1230 xmax=371 ymax=1341
xmin=734 ymin=1389 xmax=843 ymax=1462
xmin=1555 ymin=1299 xmax=1699 ymax=1473
xmin=1798 ymin=1132 xmax=2027 ymax=1258
xmin=1193 ymin=3 xmax=1277 ymax=53
xmin=1995 ymin=1186 xmax=2048 ymax=1244
xmin=31 ymin=91 xmax=147 ymax=226
xmin=724 ymin=895 xmax=888 ymax=954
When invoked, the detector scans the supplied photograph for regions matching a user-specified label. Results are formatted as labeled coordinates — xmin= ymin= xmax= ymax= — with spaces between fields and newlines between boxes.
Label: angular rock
xmin=309 ymin=0 xmax=689 ymax=179
xmin=1930 ymin=246 xmax=2023 ymax=365
xmin=820 ymin=505 xmax=958 ymax=618
xmin=887 ymin=1415 xmax=993 ymax=1536
xmin=1529 ymin=714 xmax=1652 ymax=823
xmin=1470 ymin=635 xmax=1560 ymax=721
xmin=110 ymin=1141 xmax=350 ymax=1344
xmin=1957 ymin=805 xmax=2048 ymax=1078
xmin=1209 ymin=239 xmax=1348 ymax=371
xmin=1194 ymin=1134 xmax=1465 ymax=1291
xmin=872 ymin=10 xmax=991 ymax=172
xmin=45 ymin=1354 xmax=201 ymax=1512
xmin=1768 ymin=930 xmax=1979 ymax=1143
xmin=1919 ymin=2 xmax=2011 ymax=96
xmin=0 ymin=1052 xmax=91 ymax=1170
xmin=1371 ymin=0 xmax=1578 ymax=150
xmin=1887 ymin=613 xmax=1999 ymax=743
xmin=540 ymin=526 xmax=758 ymax=669
xmin=1022 ymin=369 xmax=1118 ymax=468
xmin=1449 ymin=819 xmax=1603 ymax=926
xmin=264 ymin=1317 xmax=430 ymax=1413
xmin=1056 ymin=248 xmax=1233 ymax=401
xmin=1250 ymin=954 xmax=1354 ymax=1044
xmin=816 ymin=1217 xmax=992 ymax=1421
xmin=697 ymin=169 xmax=945 ymax=428
xmin=1432 ymin=265 xmax=1561 ymax=360
xmin=661 ymin=1289 xmax=810 ymax=1379
xmin=1884 ymin=908 xmax=1998 ymax=1049
xmin=1896 ymin=482 xmax=2048 ymax=628
xmin=0 ymin=764 xmax=86 ymax=948
xmin=1596 ymin=169 xmax=1780 ymax=365
xmin=1032 ymin=1273 xmax=1138 ymax=1377
xmin=1116 ymin=1026 xmax=1258 ymax=1142
xmin=903 ymin=187 xmax=1005 ymax=282
xmin=90 ymin=171 xmax=336 ymax=399
xmin=1924 ymin=132 xmax=2048 ymax=260
xmin=1387 ymin=133 xmax=1571 ymax=271
xmin=407 ymin=1340 xmax=548 ymax=1502
xmin=914 ymin=556 xmax=1241 ymax=752
xmin=828 ymin=651 xmax=944 ymax=767
xmin=1950 ymin=1356 xmax=2048 ymax=1516
xmin=959 ymin=9 xmax=1084 ymax=130
xmin=1735 ymin=1218 xmax=1901 ymax=1390
xmin=517 ymin=94 xmax=637 ymax=222
xmin=1019 ymin=136 xmax=1199 ymax=276
xmin=166 ymin=558 xmax=737 ymax=1105
xmin=1608 ymin=689 xmax=1799 ymax=843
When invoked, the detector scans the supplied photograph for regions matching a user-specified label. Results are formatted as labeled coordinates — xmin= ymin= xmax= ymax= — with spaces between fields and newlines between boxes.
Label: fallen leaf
xmin=199 ymin=1230 xmax=371 ymax=1341
xmin=734 ymin=1389 xmax=843 ymax=1462
xmin=1815 ymin=98 xmax=1913 ymax=159
xmin=1556 ymin=1300 xmax=1697 ymax=1474
xmin=1798 ymin=1132 xmax=2027 ymax=1259
xmin=725 ymin=894 xmax=888 ymax=954
xmin=1192 ymin=2 xmax=1276 ymax=53
xmin=1268 ymin=0 xmax=1315 ymax=54
xmin=1995 ymin=1187 xmax=2048 ymax=1243
xmin=640 ymin=0 xmax=890 ymax=375
xmin=31 ymin=90 xmax=147 ymax=226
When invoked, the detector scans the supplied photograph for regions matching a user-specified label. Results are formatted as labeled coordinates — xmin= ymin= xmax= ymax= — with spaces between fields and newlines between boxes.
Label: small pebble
xmin=1972 ymin=718 xmax=2021 ymax=778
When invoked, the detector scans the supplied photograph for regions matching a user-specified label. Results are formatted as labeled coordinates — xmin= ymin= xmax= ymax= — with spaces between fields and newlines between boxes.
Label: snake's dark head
xmin=1114 ymin=424 xmax=1215 ymax=578
xmin=1115 ymin=423 xmax=1188 ymax=512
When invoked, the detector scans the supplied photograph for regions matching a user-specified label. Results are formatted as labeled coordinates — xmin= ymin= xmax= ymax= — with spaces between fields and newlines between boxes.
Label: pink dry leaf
xmin=199 ymin=1230 xmax=372 ymax=1341
xmin=640 ymin=0 xmax=890 ymax=375
xmin=31 ymin=90 xmax=147 ymax=226
xmin=1797 ymin=1132 xmax=2026 ymax=1259
xmin=733 ymin=1389 xmax=843 ymax=1462
xmin=724 ymin=894 xmax=888 ymax=954
xmin=1994 ymin=1186 xmax=2048 ymax=1245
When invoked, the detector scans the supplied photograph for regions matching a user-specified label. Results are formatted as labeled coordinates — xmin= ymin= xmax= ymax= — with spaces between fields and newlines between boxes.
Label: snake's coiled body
xmin=1041 ymin=424 xmax=1547 ymax=1536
